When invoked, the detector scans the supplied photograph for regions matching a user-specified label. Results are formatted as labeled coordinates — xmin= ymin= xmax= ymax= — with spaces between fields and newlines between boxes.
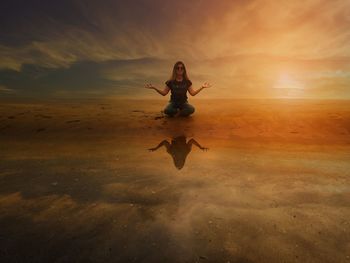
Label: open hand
xmin=148 ymin=148 xmax=157 ymax=152
xmin=202 ymin=82 xmax=212 ymax=89
xmin=200 ymin=147 xmax=209 ymax=151
xmin=145 ymin=83 xmax=155 ymax=89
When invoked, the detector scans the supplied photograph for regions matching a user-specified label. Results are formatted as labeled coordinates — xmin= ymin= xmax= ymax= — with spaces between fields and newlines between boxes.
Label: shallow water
xmin=1 ymin=133 xmax=350 ymax=263
xmin=1 ymin=99 xmax=350 ymax=262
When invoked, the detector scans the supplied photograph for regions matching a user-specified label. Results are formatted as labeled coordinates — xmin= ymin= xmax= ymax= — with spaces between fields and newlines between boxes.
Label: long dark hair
xmin=169 ymin=61 xmax=191 ymax=82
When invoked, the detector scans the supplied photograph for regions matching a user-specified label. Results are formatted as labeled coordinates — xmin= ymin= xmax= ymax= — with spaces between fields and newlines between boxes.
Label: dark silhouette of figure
xmin=148 ymin=136 xmax=208 ymax=169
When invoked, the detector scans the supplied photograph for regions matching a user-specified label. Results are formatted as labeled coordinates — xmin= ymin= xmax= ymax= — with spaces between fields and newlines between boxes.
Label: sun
xmin=273 ymin=73 xmax=304 ymax=98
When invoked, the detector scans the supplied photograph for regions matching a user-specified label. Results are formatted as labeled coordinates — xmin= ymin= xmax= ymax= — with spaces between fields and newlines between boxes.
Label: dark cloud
xmin=0 ymin=57 xmax=167 ymax=98
xmin=0 ymin=0 xmax=349 ymax=98
xmin=0 ymin=0 xmax=96 ymax=46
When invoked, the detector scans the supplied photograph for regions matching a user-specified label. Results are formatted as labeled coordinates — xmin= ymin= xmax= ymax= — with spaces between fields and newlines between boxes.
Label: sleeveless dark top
xmin=165 ymin=79 xmax=192 ymax=105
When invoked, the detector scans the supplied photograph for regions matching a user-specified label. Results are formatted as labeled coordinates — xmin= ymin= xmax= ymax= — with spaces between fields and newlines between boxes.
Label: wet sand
xmin=0 ymin=99 xmax=350 ymax=263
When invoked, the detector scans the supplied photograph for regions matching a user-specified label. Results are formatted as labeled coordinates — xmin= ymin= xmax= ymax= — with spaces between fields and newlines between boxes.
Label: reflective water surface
xmin=1 ymin=100 xmax=350 ymax=263
xmin=148 ymin=136 xmax=208 ymax=170
xmin=1 ymin=133 xmax=350 ymax=263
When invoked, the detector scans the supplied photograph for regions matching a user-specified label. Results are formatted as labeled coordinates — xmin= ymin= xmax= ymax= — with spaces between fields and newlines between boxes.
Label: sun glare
xmin=273 ymin=73 xmax=304 ymax=98
xmin=274 ymin=73 xmax=304 ymax=90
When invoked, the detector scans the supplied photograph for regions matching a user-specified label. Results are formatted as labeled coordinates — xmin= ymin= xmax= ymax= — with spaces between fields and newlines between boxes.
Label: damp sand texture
xmin=0 ymin=99 xmax=350 ymax=263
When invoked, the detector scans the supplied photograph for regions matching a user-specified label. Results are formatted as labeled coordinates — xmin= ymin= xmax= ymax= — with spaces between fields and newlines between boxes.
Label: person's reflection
xmin=148 ymin=136 xmax=208 ymax=169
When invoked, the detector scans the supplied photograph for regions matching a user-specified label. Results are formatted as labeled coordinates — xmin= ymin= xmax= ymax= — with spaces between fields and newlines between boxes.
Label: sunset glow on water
xmin=1 ymin=0 xmax=350 ymax=262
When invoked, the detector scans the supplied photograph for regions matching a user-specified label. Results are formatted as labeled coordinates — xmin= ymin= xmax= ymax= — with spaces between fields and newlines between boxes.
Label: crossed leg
xmin=179 ymin=103 xmax=195 ymax=117
xmin=164 ymin=102 xmax=178 ymax=117
xmin=164 ymin=102 xmax=195 ymax=117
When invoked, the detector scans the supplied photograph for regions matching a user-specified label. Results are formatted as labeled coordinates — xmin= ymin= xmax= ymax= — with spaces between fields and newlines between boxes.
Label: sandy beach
xmin=1 ymin=98 xmax=350 ymax=142
xmin=1 ymin=99 xmax=350 ymax=262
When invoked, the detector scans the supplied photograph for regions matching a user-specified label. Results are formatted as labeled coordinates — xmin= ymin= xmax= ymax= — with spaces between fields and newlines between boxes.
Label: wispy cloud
xmin=0 ymin=84 xmax=14 ymax=93
xmin=0 ymin=0 xmax=349 ymax=99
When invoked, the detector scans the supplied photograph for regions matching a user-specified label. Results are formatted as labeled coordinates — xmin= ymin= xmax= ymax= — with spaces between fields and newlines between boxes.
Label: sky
xmin=0 ymin=0 xmax=349 ymax=99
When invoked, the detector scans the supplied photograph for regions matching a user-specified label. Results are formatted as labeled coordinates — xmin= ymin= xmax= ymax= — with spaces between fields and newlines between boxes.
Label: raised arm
xmin=145 ymin=83 xmax=170 ymax=96
xmin=188 ymin=82 xmax=212 ymax=96
xmin=188 ymin=138 xmax=209 ymax=151
xmin=148 ymin=140 xmax=171 ymax=152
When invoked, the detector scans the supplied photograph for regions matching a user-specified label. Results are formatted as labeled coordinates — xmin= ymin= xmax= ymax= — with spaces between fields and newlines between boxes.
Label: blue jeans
xmin=164 ymin=101 xmax=195 ymax=117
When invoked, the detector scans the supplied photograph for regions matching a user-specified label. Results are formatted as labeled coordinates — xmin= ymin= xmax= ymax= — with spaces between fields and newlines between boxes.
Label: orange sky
xmin=0 ymin=0 xmax=349 ymax=99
